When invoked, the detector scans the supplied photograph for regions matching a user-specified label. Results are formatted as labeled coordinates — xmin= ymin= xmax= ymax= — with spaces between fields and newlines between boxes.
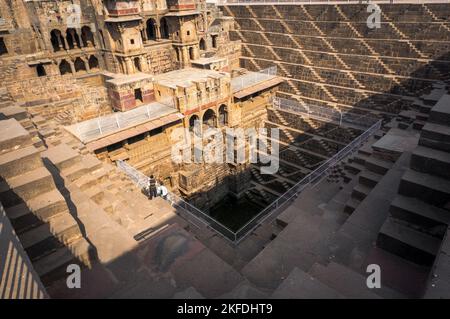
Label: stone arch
xmin=88 ymin=55 xmax=99 ymax=70
xmin=189 ymin=114 xmax=200 ymax=132
xmin=189 ymin=46 xmax=195 ymax=60
xmin=218 ymin=104 xmax=228 ymax=126
xmin=81 ymin=26 xmax=95 ymax=47
xmin=134 ymin=57 xmax=142 ymax=72
xmin=66 ymin=28 xmax=81 ymax=49
xmin=59 ymin=59 xmax=71 ymax=75
xmin=146 ymin=18 xmax=157 ymax=40
xmin=202 ymin=109 xmax=216 ymax=128
xmin=199 ymin=38 xmax=206 ymax=51
xmin=160 ymin=17 xmax=169 ymax=39
xmin=36 ymin=64 xmax=46 ymax=77
xmin=74 ymin=57 xmax=86 ymax=73
xmin=211 ymin=34 xmax=218 ymax=48
xmin=50 ymin=29 xmax=65 ymax=52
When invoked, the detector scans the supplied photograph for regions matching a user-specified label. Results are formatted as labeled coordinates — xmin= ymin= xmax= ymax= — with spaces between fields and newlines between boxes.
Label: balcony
xmin=166 ymin=0 xmax=197 ymax=12
xmin=105 ymin=0 xmax=140 ymax=17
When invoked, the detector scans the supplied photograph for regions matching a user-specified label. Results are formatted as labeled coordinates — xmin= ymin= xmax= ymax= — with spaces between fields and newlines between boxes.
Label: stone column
xmin=75 ymin=29 xmax=82 ymax=48
xmin=140 ymin=56 xmax=148 ymax=72
xmin=125 ymin=57 xmax=134 ymax=74
xmin=156 ymin=24 xmax=161 ymax=41
xmin=62 ymin=36 xmax=70 ymax=50
xmin=142 ymin=27 xmax=148 ymax=42
xmin=56 ymin=33 xmax=64 ymax=50
xmin=83 ymin=58 xmax=90 ymax=72
xmin=181 ymin=46 xmax=189 ymax=66
xmin=69 ymin=61 xmax=76 ymax=74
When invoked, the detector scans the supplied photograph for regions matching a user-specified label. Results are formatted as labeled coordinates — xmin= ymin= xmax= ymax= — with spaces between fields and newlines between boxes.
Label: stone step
xmin=390 ymin=195 xmax=450 ymax=234
xmin=344 ymin=197 xmax=359 ymax=214
xmin=74 ymin=167 xmax=111 ymax=191
xmin=377 ymin=216 xmax=441 ymax=266
xmin=32 ymin=115 xmax=46 ymax=125
xmin=353 ymin=153 xmax=370 ymax=165
xmin=81 ymin=153 xmax=103 ymax=171
xmin=428 ymin=94 xmax=450 ymax=126
xmin=358 ymin=170 xmax=382 ymax=188
xmin=32 ymin=136 xmax=44 ymax=149
xmin=6 ymin=203 xmax=43 ymax=234
xmin=0 ymin=167 xmax=55 ymax=206
xmin=344 ymin=162 xmax=365 ymax=175
xmin=413 ymin=120 xmax=425 ymax=130
xmin=357 ymin=144 xmax=372 ymax=157
xmin=351 ymin=184 xmax=371 ymax=201
xmin=0 ymin=105 xmax=28 ymax=121
xmin=85 ymin=187 xmax=105 ymax=204
xmin=39 ymin=128 xmax=56 ymax=138
xmin=0 ymin=119 xmax=33 ymax=154
xmin=27 ymin=189 xmax=68 ymax=221
xmin=411 ymin=145 xmax=450 ymax=179
xmin=19 ymin=212 xmax=81 ymax=260
xmin=420 ymin=122 xmax=450 ymax=152
xmin=5 ymin=188 xmax=68 ymax=234
xmin=399 ymin=169 xmax=450 ymax=207
xmin=364 ymin=156 xmax=393 ymax=175
xmin=309 ymin=262 xmax=380 ymax=299
xmin=0 ymin=145 xmax=42 ymax=179
xmin=42 ymin=144 xmax=82 ymax=171
xmin=272 ymin=267 xmax=343 ymax=299
xmin=61 ymin=162 xmax=88 ymax=182
xmin=33 ymin=237 xmax=95 ymax=285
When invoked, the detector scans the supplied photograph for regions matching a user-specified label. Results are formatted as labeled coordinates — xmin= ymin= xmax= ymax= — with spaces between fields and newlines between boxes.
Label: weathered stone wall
xmin=223 ymin=3 xmax=450 ymax=115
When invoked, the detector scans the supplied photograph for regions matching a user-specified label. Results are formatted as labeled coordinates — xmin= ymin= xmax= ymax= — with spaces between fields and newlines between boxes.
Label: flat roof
xmin=232 ymin=72 xmax=283 ymax=98
xmin=191 ymin=57 xmax=227 ymax=65
xmin=154 ymin=68 xmax=229 ymax=89
xmin=164 ymin=10 xmax=200 ymax=16
xmin=84 ymin=112 xmax=183 ymax=152
xmin=104 ymin=15 xmax=142 ymax=23
xmin=65 ymin=101 xmax=181 ymax=144
xmin=106 ymin=72 xmax=154 ymax=86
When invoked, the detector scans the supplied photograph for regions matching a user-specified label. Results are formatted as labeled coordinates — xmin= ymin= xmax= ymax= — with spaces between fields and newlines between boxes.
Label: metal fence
xmin=74 ymin=98 xmax=175 ymax=142
xmin=273 ymin=96 xmax=379 ymax=128
xmin=217 ymin=0 xmax=450 ymax=5
xmin=231 ymin=66 xmax=277 ymax=92
xmin=233 ymin=117 xmax=381 ymax=243
xmin=116 ymin=159 xmax=237 ymax=243
xmin=116 ymin=110 xmax=382 ymax=245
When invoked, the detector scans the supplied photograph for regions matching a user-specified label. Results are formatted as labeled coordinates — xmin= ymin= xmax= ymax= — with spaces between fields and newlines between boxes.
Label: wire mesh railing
xmin=116 ymin=114 xmax=382 ymax=244
xmin=231 ymin=66 xmax=277 ymax=92
xmin=116 ymin=159 xmax=237 ymax=243
xmin=273 ymin=97 xmax=379 ymax=128
xmin=74 ymin=98 xmax=175 ymax=142
xmin=233 ymin=118 xmax=381 ymax=243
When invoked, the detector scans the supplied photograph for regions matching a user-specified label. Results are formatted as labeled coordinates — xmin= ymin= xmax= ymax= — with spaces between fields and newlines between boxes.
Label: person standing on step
xmin=148 ymin=175 xmax=157 ymax=200
xmin=157 ymin=181 xmax=168 ymax=200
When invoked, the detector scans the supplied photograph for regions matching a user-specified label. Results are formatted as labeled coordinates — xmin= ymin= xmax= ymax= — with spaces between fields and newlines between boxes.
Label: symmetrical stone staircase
xmin=0 ymin=119 xmax=95 ymax=285
xmin=377 ymin=95 xmax=450 ymax=267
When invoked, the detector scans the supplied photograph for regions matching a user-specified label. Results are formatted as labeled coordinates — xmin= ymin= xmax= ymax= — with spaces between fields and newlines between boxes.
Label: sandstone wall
xmin=222 ymin=3 xmax=450 ymax=115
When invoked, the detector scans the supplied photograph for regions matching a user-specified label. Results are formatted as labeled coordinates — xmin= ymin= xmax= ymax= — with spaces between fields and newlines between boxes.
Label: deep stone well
xmin=1 ymin=0 xmax=450 ymax=299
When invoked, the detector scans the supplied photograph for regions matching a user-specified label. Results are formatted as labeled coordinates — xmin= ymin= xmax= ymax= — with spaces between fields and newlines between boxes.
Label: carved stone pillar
xmin=69 ymin=61 xmax=76 ymax=74
xmin=125 ymin=57 xmax=134 ymax=74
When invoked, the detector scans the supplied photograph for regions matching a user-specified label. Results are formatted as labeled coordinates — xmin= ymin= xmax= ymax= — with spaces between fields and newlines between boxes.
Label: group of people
xmin=146 ymin=175 xmax=168 ymax=200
